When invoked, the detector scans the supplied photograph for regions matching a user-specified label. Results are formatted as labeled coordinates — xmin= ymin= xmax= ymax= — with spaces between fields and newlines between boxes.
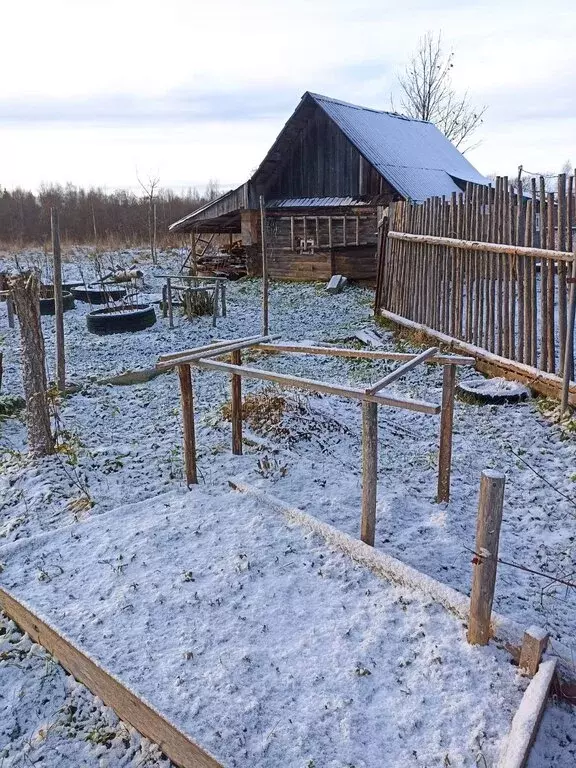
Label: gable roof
xmin=254 ymin=92 xmax=488 ymax=202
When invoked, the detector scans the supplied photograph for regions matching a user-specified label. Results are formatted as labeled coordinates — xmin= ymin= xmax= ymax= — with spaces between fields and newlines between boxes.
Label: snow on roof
xmin=308 ymin=92 xmax=489 ymax=201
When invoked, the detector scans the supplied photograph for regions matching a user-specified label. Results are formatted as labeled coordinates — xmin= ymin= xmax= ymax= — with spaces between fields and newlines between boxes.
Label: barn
xmin=169 ymin=91 xmax=489 ymax=283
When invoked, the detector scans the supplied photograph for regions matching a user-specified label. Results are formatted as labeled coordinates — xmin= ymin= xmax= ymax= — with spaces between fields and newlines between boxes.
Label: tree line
xmin=0 ymin=183 xmax=220 ymax=246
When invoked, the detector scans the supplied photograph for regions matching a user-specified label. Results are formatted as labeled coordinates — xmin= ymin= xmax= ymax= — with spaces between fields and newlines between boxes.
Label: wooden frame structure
xmin=160 ymin=275 xmax=227 ymax=329
xmin=158 ymin=339 xmax=475 ymax=544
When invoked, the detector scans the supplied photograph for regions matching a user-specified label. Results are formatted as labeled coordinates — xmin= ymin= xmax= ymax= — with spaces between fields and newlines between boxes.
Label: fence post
xmin=560 ymin=251 xmax=576 ymax=413
xmin=231 ymin=350 xmax=243 ymax=455
xmin=51 ymin=207 xmax=66 ymax=392
xmin=167 ymin=278 xmax=174 ymax=329
xmin=178 ymin=364 xmax=198 ymax=486
xmin=437 ymin=363 xmax=456 ymax=503
xmin=260 ymin=195 xmax=269 ymax=335
xmin=467 ymin=470 xmax=505 ymax=645
xmin=6 ymin=295 xmax=15 ymax=328
xmin=360 ymin=401 xmax=378 ymax=546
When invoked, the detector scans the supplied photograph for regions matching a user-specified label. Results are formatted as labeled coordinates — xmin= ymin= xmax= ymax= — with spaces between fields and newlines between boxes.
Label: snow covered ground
xmin=1 ymin=246 xmax=575 ymax=763
xmin=0 ymin=487 xmax=525 ymax=767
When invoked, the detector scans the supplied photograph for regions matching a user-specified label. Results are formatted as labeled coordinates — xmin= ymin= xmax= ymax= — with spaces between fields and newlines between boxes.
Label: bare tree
xmin=394 ymin=32 xmax=486 ymax=151
xmin=137 ymin=173 xmax=160 ymax=264
xmin=10 ymin=273 xmax=54 ymax=457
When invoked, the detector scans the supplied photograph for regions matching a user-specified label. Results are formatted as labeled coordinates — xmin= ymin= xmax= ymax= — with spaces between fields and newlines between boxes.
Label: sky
xmin=1 ymin=0 xmax=575 ymax=195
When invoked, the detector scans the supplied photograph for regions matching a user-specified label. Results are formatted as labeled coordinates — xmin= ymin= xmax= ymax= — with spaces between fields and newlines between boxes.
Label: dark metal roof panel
xmin=308 ymin=92 xmax=489 ymax=201
xmin=267 ymin=196 xmax=370 ymax=208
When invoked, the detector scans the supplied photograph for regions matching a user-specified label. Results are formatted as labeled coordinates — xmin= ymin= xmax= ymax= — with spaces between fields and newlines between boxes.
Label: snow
xmin=1 ymin=486 xmax=524 ymax=767
xmin=497 ymin=659 xmax=557 ymax=768
xmin=0 ymin=611 xmax=168 ymax=767
xmin=1 ymin=245 xmax=575 ymax=762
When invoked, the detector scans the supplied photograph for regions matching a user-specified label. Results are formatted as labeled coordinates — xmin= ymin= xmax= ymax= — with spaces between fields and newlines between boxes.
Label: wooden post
xmin=6 ymin=294 xmax=15 ymax=328
xmin=561 ymin=253 xmax=576 ymax=413
xmin=178 ymin=364 xmax=197 ymax=485
xmin=211 ymin=281 xmax=219 ymax=328
xmin=467 ymin=470 xmax=505 ymax=645
xmin=519 ymin=626 xmax=549 ymax=677
xmin=360 ymin=401 xmax=378 ymax=546
xmin=51 ymin=207 xmax=66 ymax=392
xmin=153 ymin=201 xmax=158 ymax=264
xmin=260 ymin=195 xmax=269 ymax=335
xmin=167 ymin=277 xmax=173 ymax=329
xmin=220 ymin=280 xmax=227 ymax=317
xmin=231 ymin=349 xmax=242 ymax=455
xmin=437 ymin=363 xmax=456 ymax=503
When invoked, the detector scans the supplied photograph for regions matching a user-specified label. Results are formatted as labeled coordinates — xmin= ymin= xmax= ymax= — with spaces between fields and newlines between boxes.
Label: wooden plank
xmin=497 ymin=659 xmax=557 ymax=768
xmin=437 ymin=364 xmax=456 ymax=503
xmin=231 ymin=349 xmax=243 ymax=455
xmin=387 ymin=231 xmax=574 ymax=262
xmin=192 ymin=358 xmax=441 ymax=414
xmin=360 ymin=401 xmax=378 ymax=546
xmin=0 ymin=588 xmax=222 ymax=768
xmin=159 ymin=336 xmax=266 ymax=364
xmin=467 ymin=470 xmax=505 ymax=645
xmin=365 ymin=346 xmax=439 ymax=394
xmin=178 ymin=364 xmax=198 ymax=486
xmin=561 ymin=253 xmax=576 ymax=413
xmin=380 ymin=307 xmax=576 ymax=406
xmin=158 ymin=336 xmax=276 ymax=369
xmin=255 ymin=342 xmax=474 ymax=366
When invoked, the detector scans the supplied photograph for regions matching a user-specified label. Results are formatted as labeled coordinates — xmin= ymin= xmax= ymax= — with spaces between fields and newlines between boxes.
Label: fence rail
xmin=375 ymin=175 xmax=576 ymax=404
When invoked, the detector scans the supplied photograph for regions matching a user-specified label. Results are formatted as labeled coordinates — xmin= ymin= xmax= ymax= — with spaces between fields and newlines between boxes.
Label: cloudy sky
xmin=2 ymin=0 xmax=575 ymax=194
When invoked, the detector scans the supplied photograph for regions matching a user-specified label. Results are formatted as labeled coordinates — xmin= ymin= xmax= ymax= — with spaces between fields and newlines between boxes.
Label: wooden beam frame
xmin=0 ymin=588 xmax=222 ymax=768
xmin=365 ymin=347 xmax=439 ymax=394
xmin=254 ymin=342 xmax=474 ymax=367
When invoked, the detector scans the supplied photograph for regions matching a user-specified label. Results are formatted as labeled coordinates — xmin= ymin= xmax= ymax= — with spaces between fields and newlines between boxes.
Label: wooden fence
xmin=375 ymin=175 xmax=576 ymax=404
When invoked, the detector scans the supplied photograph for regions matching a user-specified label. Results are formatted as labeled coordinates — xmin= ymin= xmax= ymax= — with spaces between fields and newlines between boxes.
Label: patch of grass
xmin=222 ymin=390 xmax=288 ymax=437
xmin=0 ymin=394 xmax=25 ymax=417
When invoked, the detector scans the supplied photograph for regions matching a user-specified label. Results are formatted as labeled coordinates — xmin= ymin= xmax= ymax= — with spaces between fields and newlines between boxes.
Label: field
xmin=1 ymin=246 xmax=575 ymax=766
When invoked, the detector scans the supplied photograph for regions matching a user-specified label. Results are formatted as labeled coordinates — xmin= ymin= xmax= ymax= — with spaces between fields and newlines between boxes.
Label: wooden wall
xmin=266 ymin=245 xmax=377 ymax=284
xmin=262 ymin=104 xmax=393 ymax=201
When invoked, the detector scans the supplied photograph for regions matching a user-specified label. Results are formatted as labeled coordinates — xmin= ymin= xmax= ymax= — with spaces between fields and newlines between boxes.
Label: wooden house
xmin=170 ymin=91 xmax=489 ymax=283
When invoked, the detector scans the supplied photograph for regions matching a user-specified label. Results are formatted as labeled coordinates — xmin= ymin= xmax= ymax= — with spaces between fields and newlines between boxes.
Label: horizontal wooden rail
xmin=497 ymin=659 xmax=557 ymax=768
xmin=380 ymin=309 xmax=576 ymax=406
xmin=192 ymin=358 xmax=441 ymax=414
xmin=366 ymin=347 xmax=439 ymax=394
xmin=157 ymin=336 xmax=276 ymax=370
xmin=388 ymin=231 xmax=575 ymax=263
xmin=159 ymin=335 xmax=266 ymax=364
xmin=255 ymin=342 xmax=475 ymax=366
xmin=0 ymin=588 xmax=222 ymax=768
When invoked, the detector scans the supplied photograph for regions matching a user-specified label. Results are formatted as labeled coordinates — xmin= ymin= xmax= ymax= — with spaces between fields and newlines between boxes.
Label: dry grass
xmin=222 ymin=390 xmax=288 ymax=436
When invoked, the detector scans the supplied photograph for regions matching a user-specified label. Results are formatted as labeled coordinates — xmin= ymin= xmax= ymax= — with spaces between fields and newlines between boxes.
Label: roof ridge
xmin=305 ymin=91 xmax=431 ymax=124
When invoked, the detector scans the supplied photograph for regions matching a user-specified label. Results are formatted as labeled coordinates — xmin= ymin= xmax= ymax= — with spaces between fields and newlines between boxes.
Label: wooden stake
xmin=519 ymin=626 xmax=549 ymax=677
xmin=167 ymin=277 xmax=174 ymax=329
xmin=360 ymin=401 xmax=378 ymax=546
xmin=561 ymin=253 xmax=576 ymax=413
xmin=231 ymin=349 xmax=242 ymax=455
xmin=468 ymin=470 xmax=505 ymax=645
xmin=178 ymin=364 xmax=197 ymax=485
xmin=51 ymin=207 xmax=66 ymax=392
xmin=260 ymin=195 xmax=269 ymax=335
xmin=437 ymin=363 xmax=456 ymax=503
xmin=6 ymin=294 xmax=15 ymax=328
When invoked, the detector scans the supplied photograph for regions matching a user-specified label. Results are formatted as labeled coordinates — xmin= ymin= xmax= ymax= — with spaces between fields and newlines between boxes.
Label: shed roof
xmin=299 ymin=93 xmax=488 ymax=201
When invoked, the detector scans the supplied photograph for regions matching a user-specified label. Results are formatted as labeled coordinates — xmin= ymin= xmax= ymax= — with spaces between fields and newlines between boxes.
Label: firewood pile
xmin=197 ymin=241 xmax=247 ymax=280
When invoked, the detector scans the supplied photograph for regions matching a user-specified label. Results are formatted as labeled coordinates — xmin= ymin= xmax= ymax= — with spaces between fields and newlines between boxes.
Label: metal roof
xmin=308 ymin=92 xmax=489 ymax=201
xmin=266 ymin=196 xmax=369 ymax=209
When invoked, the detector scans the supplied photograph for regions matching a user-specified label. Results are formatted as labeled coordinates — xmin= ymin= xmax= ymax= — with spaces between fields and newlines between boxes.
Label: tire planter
xmin=71 ymin=286 xmax=126 ymax=304
xmin=86 ymin=304 xmax=157 ymax=335
xmin=456 ymin=377 xmax=530 ymax=405
xmin=39 ymin=289 xmax=75 ymax=316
